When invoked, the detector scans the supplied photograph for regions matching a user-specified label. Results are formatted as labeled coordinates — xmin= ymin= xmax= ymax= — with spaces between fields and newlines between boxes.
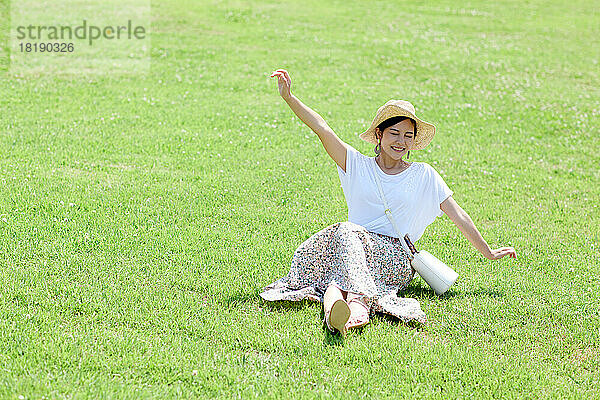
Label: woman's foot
xmin=323 ymin=284 xmax=350 ymax=335
xmin=345 ymin=297 xmax=370 ymax=330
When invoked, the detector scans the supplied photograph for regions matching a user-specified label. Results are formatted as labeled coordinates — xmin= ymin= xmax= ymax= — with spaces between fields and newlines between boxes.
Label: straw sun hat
xmin=359 ymin=100 xmax=436 ymax=151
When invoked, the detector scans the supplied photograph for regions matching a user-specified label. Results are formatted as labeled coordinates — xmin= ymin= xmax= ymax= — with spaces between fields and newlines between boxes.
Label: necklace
xmin=375 ymin=155 xmax=411 ymax=173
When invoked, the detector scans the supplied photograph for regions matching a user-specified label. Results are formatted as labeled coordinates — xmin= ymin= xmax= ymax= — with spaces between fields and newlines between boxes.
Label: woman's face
xmin=375 ymin=119 xmax=415 ymax=160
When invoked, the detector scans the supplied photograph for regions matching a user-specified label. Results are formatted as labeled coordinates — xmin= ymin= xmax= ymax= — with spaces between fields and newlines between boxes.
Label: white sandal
xmin=345 ymin=298 xmax=370 ymax=330
xmin=324 ymin=299 xmax=351 ymax=336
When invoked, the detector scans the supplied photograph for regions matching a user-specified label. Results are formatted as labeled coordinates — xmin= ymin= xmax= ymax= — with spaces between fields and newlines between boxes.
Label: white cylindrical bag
xmin=411 ymin=250 xmax=458 ymax=295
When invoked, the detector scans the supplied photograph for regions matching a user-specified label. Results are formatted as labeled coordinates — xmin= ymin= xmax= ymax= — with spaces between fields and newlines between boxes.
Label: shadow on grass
xmin=373 ymin=312 xmax=426 ymax=330
xmin=323 ymin=328 xmax=346 ymax=346
xmin=400 ymin=282 xmax=504 ymax=300
xmin=218 ymin=290 xmax=323 ymax=315
xmin=260 ymin=298 xmax=319 ymax=312
xmin=319 ymin=310 xmax=421 ymax=343
xmin=219 ymin=286 xmax=503 ymax=310
xmin=216 ymin=291 xmax=259 ymax=307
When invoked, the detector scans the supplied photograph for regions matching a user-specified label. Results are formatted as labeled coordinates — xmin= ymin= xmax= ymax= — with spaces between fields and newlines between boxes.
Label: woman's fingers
xmin=503 ymin=247 xmax=517 ymax=258
xmin=270 ymin=71 xmax=287 ymax=85
xmin=492 ymin=247 xmax=517 ymax=260
xmin=281 ymin=71 xmax=291 ymax=87
xmin=271 ymin=69 xmax=291 ymax=85
xmin=277 ymin=71 xmax=289 ymax=85
xmin=271 ymin=69 xmax=286 ymax=77
xmin=270 ymin=69 xmax=291 ymax=99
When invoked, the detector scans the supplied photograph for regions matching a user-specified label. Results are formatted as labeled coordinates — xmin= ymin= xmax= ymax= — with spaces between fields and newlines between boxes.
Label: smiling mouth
xmin=390 ymin=146 xmax=405 ymax=152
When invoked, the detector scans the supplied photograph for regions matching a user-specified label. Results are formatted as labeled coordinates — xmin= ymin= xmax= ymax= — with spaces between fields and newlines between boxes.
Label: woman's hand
xmin=486 ymin=247 xmax=518 ymax=260
xmin=270 ymin=69 xmax=292 ymax=100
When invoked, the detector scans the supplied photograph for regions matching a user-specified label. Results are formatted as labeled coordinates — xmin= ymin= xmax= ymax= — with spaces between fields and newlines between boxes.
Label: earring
xmin=407 ymin=150 xmax=410 ymax=159
xmin=374 ymin=141 xmax=381 ymax=155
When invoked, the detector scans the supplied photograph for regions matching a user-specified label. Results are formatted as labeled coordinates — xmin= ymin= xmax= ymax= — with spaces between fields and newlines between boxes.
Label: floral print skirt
xmin=259 ymin=221 xmax=427 ymax=324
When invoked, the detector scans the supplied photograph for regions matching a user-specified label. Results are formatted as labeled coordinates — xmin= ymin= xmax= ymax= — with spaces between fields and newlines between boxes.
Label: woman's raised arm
xmin=270 ymin=69 xmax=350 ymax=172
xmin=440 ymin=196 xmax=517 ymax=260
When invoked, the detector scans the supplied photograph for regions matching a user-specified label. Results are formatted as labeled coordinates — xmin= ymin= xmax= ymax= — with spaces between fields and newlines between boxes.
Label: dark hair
xmin=376 ymin=116 xmax=417 ymax=139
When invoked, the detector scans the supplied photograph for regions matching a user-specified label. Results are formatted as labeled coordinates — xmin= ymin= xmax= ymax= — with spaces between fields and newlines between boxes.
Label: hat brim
xmin=359 ymin=105 xmax=436 ymax=150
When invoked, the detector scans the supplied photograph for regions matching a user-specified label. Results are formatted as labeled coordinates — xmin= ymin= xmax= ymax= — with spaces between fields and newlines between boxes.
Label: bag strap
xmin=372 ymin=162 xmax=414 ymax=258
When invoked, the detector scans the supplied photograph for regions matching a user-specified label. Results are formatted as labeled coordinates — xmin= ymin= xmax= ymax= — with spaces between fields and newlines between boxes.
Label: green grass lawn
xmin=0 ymin=0 xmax=599 ymax=398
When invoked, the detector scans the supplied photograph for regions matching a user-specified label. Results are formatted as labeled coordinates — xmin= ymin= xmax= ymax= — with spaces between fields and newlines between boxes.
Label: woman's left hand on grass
xmin=487 ymin=247 xmax=517 ymax=260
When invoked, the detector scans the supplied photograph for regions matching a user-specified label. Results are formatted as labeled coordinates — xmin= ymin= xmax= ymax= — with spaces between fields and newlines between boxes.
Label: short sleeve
xmin=337 ymin=145 xmax=361 ymax=188
xmin=429 ymin=166 xmax=453 ymax=217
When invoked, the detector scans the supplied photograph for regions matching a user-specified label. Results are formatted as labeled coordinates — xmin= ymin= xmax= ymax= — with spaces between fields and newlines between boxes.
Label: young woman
xmin=260 ymin=69 xmax=517 ymax=336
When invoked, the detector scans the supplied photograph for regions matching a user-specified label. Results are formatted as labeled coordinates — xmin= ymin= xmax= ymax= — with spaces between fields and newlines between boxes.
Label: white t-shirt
xmin=337 ymin=145 xmax=453 ymax=242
